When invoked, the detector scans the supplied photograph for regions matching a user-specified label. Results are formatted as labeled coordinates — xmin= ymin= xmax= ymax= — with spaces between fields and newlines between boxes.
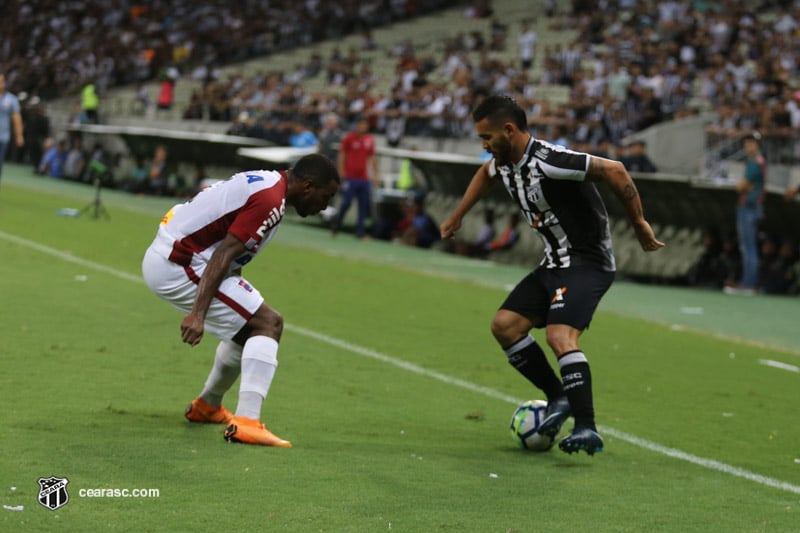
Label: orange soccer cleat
xmin=223 ymin=416 xmax=292 ymax=448
xmin=184 ymin=397 xmax=234 ymax=424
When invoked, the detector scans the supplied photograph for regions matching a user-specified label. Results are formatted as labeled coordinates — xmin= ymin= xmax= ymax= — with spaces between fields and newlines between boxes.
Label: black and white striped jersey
xmin=488 ymin=137 xmax=616 ymax=271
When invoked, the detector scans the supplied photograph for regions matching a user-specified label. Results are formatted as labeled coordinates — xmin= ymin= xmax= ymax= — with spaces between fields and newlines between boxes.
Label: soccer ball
xmin=510 ymin=400 xmax=555 ymax=451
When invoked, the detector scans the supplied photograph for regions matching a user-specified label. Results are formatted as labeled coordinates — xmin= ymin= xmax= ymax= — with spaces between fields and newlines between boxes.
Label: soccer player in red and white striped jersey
xmin=142 ymin=154 xmax=339 ymax=447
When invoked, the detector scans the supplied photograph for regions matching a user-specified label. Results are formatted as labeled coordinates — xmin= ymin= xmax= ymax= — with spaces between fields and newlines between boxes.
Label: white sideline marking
xmin=287 ymin=325 xmax=800 ymax=496
xmin=759 ymin=359 xmax=800 ymax=374
xmin=3 ymin=229 xmax=799 ymax=496
xmin=0 ymin=231 xmax=143 ymax=284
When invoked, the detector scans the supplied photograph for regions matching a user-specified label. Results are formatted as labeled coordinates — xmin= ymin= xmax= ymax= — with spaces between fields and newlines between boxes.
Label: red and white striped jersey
xmin=155 ymin=169 xmax=287 ymax=271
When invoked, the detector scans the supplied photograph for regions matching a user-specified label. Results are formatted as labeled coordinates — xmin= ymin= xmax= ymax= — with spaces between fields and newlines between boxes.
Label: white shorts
xmin=141 ymin=242 xmax=264 ymax=341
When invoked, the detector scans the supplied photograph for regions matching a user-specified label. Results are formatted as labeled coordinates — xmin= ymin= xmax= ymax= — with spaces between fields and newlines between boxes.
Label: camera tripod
xmin=78 ymin=176 xmax=110 ymax=220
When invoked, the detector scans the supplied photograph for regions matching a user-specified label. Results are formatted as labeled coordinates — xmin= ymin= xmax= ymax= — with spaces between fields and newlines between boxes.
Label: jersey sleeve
xmin=227 ymin=186 xmax=284 ymax=249
xmin=538 ymin=145 xmax=591 ymax=182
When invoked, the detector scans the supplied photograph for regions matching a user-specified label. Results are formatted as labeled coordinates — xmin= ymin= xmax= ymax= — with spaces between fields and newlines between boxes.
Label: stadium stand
xmin=6 ymin=0 xmax=800 ymax=292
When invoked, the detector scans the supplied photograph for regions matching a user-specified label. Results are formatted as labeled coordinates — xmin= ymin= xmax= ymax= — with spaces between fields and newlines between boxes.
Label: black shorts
xmin=500 ymin=265 xmax=615 ymax=330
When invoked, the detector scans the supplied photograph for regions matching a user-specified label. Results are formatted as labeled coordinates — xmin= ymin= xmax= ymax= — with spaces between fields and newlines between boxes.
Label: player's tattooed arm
xmin=587 ymin=157 xmax=642 ymax=217
xmin=619 ymin=180 xmax=643 ymax=219
xmin=588 ymin=156 xmax=665 ymax=251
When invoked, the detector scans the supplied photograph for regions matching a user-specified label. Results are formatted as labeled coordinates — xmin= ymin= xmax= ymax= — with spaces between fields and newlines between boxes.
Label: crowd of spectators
xmin=5 ymin=1 xmax=800 ymax=162
xmin=0 ymin=0 xmax=469 ymax=101
xmin=172 ymin=0 xmax=800 ymax=165
xmin=4 ymin=0 xmax=800 ymax=294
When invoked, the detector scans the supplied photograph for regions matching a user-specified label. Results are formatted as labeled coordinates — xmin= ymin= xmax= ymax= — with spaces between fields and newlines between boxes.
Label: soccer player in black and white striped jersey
xmin=440 ymin=95 xmax=664 ymax=455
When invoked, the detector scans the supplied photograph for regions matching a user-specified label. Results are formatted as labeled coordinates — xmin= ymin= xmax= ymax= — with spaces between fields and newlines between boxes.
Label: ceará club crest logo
xmin=38 ymin=476 xmax=70 ymax=510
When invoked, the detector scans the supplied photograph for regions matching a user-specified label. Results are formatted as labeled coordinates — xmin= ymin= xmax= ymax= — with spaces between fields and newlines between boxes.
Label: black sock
xmin=504 ymin=336 xmax=564 ymax=401
xmin=558 ymin=350 xmax=596 ymax=430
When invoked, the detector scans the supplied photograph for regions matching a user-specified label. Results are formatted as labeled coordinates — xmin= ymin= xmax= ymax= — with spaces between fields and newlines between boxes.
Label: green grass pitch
xmin=1 ymin=165 xmax=798 ymax=532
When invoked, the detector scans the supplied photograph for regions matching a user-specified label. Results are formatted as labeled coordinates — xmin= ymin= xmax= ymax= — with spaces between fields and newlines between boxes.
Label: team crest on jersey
xmin=550 ymin=286 xmax=567 ymax=309
xmin=38 ymin=476 xmax=70 ymax=511
xmin=526 ymin=182 xmax=542 ymax=203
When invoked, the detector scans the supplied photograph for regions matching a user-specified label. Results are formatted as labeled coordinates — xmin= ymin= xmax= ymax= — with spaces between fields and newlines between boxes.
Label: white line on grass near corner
xmin=3 ymin=229 xmax=799 ymax=497
xmin=758 ymin=359 xmax=800 ymax=373
xmin=0 ymin=230 xmax=143 ymax=284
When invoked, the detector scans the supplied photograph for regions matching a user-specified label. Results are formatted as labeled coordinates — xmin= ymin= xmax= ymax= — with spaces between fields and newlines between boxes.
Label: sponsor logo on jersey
xmin=535 ymin=147 xmax=550 ymax=160
xmin=247 ymin=174 xmax=264 ymax=184
xmin=256 ymin=199 xmax=286 ymax=238
xmin=238 ymin=279 xmax=254 ymax=293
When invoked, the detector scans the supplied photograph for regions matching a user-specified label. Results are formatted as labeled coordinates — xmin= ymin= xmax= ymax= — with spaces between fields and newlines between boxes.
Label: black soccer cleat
xmin=536 ymin=396 xmax=571 ymax=439
xmin=559 ymin=427 xmax=604 ymax=456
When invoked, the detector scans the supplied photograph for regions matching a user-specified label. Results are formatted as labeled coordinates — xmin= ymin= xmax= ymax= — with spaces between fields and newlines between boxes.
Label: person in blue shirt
xmin=398 ymin=193 xmax=440 ymax=248
xmin=288 ymin=121 xmax=319 ymax=149
xmin=40 ymin=139 xmax=68 ymax=178
xmin=0 ymin=73 xmax=25 ymax=186
xmin=726 ymin=132 xmax=765 ymax=295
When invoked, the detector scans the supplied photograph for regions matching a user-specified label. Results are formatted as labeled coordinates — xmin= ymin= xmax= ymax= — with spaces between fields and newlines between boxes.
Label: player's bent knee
xmin=490 ymin=315 xmax=510 ymax=343
xmin=491 ymin=312 xmax=528 ymax=346
xmin=545 ymin=325 xmax=580 ymax=356
xmin=247 ymin=306 xmax=284 ymax=340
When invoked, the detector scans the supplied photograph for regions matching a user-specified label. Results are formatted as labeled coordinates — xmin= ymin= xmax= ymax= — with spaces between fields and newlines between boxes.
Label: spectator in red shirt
xmin=331 ymin=116 xmax=379 ymax=238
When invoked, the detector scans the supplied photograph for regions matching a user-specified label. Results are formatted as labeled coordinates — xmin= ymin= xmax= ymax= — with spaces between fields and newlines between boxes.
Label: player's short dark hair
xmin=471 ymin=94 xmax=528 ymax=130
xmin=292 ymin=153 xmax=340 ymax=186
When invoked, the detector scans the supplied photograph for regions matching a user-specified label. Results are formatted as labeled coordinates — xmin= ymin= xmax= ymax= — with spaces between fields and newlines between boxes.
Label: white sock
xmin=200 ymin=341 xmax=242 ymax=406
xmin=235 ymin=336 xmax=279 ymax=420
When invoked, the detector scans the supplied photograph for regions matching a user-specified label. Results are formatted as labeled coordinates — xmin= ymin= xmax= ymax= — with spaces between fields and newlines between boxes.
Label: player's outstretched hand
xmin=633 ymin=220 xmax=665 ymax=252
xmin=181 ymin=314 xmax=205 ymax=346
xmin=440 ymin=215 xmax=462 ymax=240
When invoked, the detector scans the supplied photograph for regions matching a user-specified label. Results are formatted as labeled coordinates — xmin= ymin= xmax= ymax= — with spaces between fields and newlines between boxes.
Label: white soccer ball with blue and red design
xmin=509 ymin=400 xmax=555 ymax=451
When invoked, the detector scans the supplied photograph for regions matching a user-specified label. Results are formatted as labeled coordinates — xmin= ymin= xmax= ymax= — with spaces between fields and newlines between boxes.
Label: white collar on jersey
xmin=512 ymin=135 xmax=534 ymax=170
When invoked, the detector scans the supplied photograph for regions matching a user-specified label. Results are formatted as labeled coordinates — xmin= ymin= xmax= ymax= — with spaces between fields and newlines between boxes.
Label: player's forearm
xmin=591 ymin=157 xmax=645 ymax=225
xmin=191 ymin=234 xmax=246 ymax=318
xmin=191 ymin=260 xmax=227 ymax=320
xmin=191 ymin=240 xmax=243 ymax=320
xmin=453 ymin=164 xmax=493 ymax=219
xmin=615 ymin=176 xmax=646 ymax=227
xmin=607 ymin=167 xmax=663 ymax=250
